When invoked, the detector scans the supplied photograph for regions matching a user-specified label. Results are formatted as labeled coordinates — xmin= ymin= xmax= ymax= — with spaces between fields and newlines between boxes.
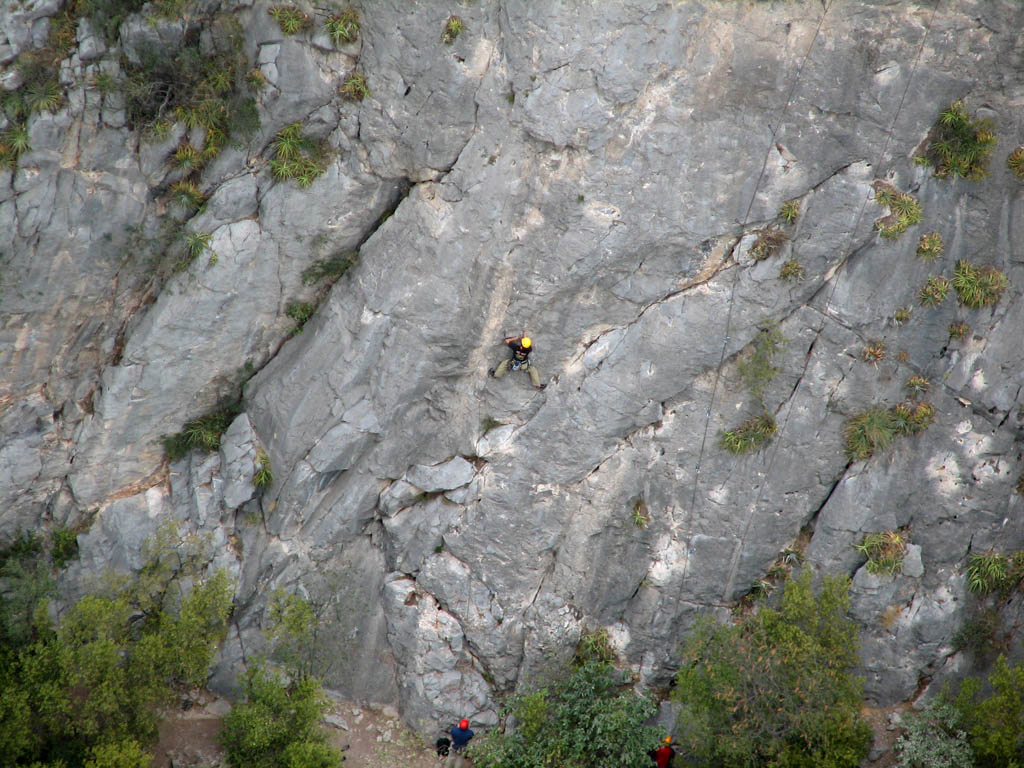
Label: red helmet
xmin=459 ymin=719 xmax=469 ymax=729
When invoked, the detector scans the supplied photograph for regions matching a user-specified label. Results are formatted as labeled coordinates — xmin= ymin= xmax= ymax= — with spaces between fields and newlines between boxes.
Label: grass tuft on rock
xmin=162 ymin=403 xmax=241 ymax=460
xmin=923 ymin=100 xmax=997 ymax=181
xmin=324 ymin=8 xmax=359 ymax=45
xmin=749 ymin=228 xmax=787 ymax=260
xmin=916 ymin=232 xmax=944 ymax=261
xmin=918 ymin=275 xmax=950 ymax=307
xmin=721 ymin=413 xmax=777 ymax=454
xmin=270 ymin=123 xmax=328 ymax=187
xmin=855 ymin=530 xmax=907 ymax=576
xmin=843 ymin=401 xmax=934 ymax=461
xmin=952 ymin=260 xmax=1008 ymax=309
xmin=268 ymin=5 xmax=311 ymax=35
xmin=1008 ymin=146 xmax=1024 ymax=180
xmin=873 ymin=181 xmax=922 ymax=239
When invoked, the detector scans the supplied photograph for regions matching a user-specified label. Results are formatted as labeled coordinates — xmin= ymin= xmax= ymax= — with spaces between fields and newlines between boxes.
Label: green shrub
xmin=924 ymin=100 xmax=997 ymax=181
xmin=270 ymin=123 xmax=328 ymax=187
xmin=951 ymin=260 xmax=1009 ymax=309
xmin=779 ymin=258 xmax=805 ymax=281
xmin=631 ymin=499 xmax=649 ymax=528
xmin=673 ymin=571 xmax=870 ymax=768
xmin=0 ymin=531 xmax=53 ymax=650
xmin=339 ymin=72 xmax=370 ymax=101
xmin=170 ymin=142 xmax=203 ymax=172
xmin=952 ymin=608 xmax=1001 ymax=660
xmin=855 ymin=530 xmax=907 ymax=576
xmin=220 ymin=664 xmax=341 ymax=768
xmin=442 ymin=15 xmax=464 ymax=44
xmin=874 ymin=181 xmax=922 ymax=239
xmin=51 ymin=526 xmax=79 ymax=569
xmin=749 ymin=228 xmax=787 ymax=260
xmin=324 ymin=8 xmax=359 ymax=45
xmin=287 ymin=301 xmax=316 ymax=332
xmin=894 ymin=701 xmax=974 ymax=768
xmin=905 ymin=375 xmax=930 ymax=398
xmin=83 ymin=738 xmax=154 ymax=768
xmin=948 ymin=321 xmax=970 ymax=341
xmin=965 ymin=550 xmax=1024 ymax=596
xmin=301 ymin=251 xmax=358 ymax=284
xmin=917 ymin=232 xmax=944 ymax=261
xmin=168 ymin=180 xmax=207 ymax=212
xmin=183 ymin=230 xmax=213 ymax=262
xmin=843 ymin=401 xmax=933 ymax=461
xmin=470 ymin=660 xmax=661 ymax=768
xmin=1008 ymin=146 xmax=1024 ymax=180
xmin=919 ymin=275 xmax=951 ymax=307
xmin=0 ymin=123 xmax=31 ymax=167
xmin=161 ymin=404 xmax=240 ymax=460
xmin=575 ymin=628 xmax=617 ymax=665
xmin=893 ymin=306 xmax=912 ymax=325
xmin=721 ymin=412 xmax=777 ymax=454
xmin=25 ymin=78 xmax=62 ymax=114
xmin=843 ymin=406 xmax=896 ymax=460
xmin=78 ymin=0 xmax=147 ymax=44
xmin=253 ymin=451 xmax=273 ymax=490
xmin=950 ymin=654 xmax=1024 ymax=766
xmin=268 ymin=5 xmax=311 ymax=35
xmin=779 ymin=199 xmax=800 ymax=224
xmin=246 ymin=68 xmax=268 ymax=90
xmin=0 ymin=525 xmax=233 ymax=768
xmin=123 ymin=18 xmax=255 ymax=157
xmin=890 ymin=401 xmax=935 ymax=437
xmin=862 ymin=339 xmax=886 ymax=365
xmin=737 ymin=324 xmax=787 ymax=402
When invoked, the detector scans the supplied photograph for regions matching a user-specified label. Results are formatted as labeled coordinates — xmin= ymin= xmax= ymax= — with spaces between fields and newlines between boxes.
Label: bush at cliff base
xmin=950 ymin=652 xmax=1024 ymax=766
xmin=470 ymin=659 xmax=662 ymax=768
xmin=219 ymin=663 xmax=342 ymax=768
xmin=0 ymin=525 xmax=233 ymax=768
xmin=672 ymin=570 xmax=871 ymax=768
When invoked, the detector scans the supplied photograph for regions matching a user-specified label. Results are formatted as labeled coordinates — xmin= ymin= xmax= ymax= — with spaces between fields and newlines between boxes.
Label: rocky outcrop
xmin=3 ymin=0 xmax=1024 ymax=736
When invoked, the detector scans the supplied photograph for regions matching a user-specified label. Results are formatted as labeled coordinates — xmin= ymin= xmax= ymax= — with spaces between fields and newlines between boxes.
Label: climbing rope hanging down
xmin=717 ymin=0 xmax=944 ymax=601
xmin=680 ymin=0 xmax=837 ymax=592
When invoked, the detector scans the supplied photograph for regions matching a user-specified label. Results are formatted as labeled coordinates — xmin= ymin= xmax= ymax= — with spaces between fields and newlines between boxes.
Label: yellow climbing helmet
xmin=521 ymin=336 xmax=532 ymax=349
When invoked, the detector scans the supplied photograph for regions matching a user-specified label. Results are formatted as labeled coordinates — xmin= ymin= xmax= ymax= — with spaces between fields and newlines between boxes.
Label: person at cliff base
xmin=445 ymin=718 xmax=474 ymax=768
xmin=489 ymin=333 xmax=546 ymax=389
xmin=651 ymin=735 xmax=676 ymax=768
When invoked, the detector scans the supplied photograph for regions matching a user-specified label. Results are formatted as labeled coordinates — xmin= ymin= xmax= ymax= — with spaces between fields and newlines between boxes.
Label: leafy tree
xmin=0 ymin=531 xmax=55 ymax=648
xmin=266 ymin=588 xmax=319 ymax=679
xmin=219 ymin=663 xmax=341 ymax=768
xmin=672 ymin=570 xmax=870 ymax=768
xmin=950 ymin=653 xmax=1024 ymax=767
xmin=0 ymin=523 xmax=234 ymax=767
xmin=83 ymin=738 xmax=153 ymax=768
xmin=470 ymin=659 xmax=662 ymax=768
xmin=895 ymin=701 xmax=974 ymax=768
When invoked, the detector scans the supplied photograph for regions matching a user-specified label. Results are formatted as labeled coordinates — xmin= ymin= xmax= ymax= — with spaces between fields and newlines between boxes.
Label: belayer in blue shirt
xmin=446 ymin=718 xmax=474 ymax=768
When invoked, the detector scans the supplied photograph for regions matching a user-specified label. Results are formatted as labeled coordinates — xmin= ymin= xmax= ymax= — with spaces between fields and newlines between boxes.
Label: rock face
xmin=3 ymin=0 xmax=1024 ymax=735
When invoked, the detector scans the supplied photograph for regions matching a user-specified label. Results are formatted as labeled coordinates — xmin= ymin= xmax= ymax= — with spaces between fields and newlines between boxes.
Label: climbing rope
xmin=718 ymin=0 xmax=944 ymax=600
xmin=682 ymin=0 xmax=837 ymax=588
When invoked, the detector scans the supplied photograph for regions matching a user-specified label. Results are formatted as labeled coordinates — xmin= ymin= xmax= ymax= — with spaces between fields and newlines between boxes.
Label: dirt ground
xmin=152 ymin=695 xmax=446 ymax=768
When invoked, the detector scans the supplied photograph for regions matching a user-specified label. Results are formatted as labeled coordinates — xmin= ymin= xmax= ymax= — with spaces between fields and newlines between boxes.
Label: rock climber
xmin=444 ymin=718 xmax=474 ymax=768
xmin=489 ymin=333 xmax=546 ymax=389
xmin=650 ymin=735 xmax=676 ymax=768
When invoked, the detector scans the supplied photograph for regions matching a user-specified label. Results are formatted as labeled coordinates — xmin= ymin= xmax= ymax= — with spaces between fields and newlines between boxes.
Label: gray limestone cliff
xmin=3 ymin=0 xmax=1024 ymax=739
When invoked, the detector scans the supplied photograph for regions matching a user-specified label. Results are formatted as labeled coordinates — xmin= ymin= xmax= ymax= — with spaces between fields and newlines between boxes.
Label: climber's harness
xmin=510 ymin=355 xmax=529 ymax=371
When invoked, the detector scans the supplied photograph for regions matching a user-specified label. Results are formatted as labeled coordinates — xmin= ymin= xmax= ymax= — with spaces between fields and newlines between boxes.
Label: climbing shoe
xmin=488 ymin=368 xmax=495 ymax=377
xmin=538 ymin=383 xmax=547 ymax=390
